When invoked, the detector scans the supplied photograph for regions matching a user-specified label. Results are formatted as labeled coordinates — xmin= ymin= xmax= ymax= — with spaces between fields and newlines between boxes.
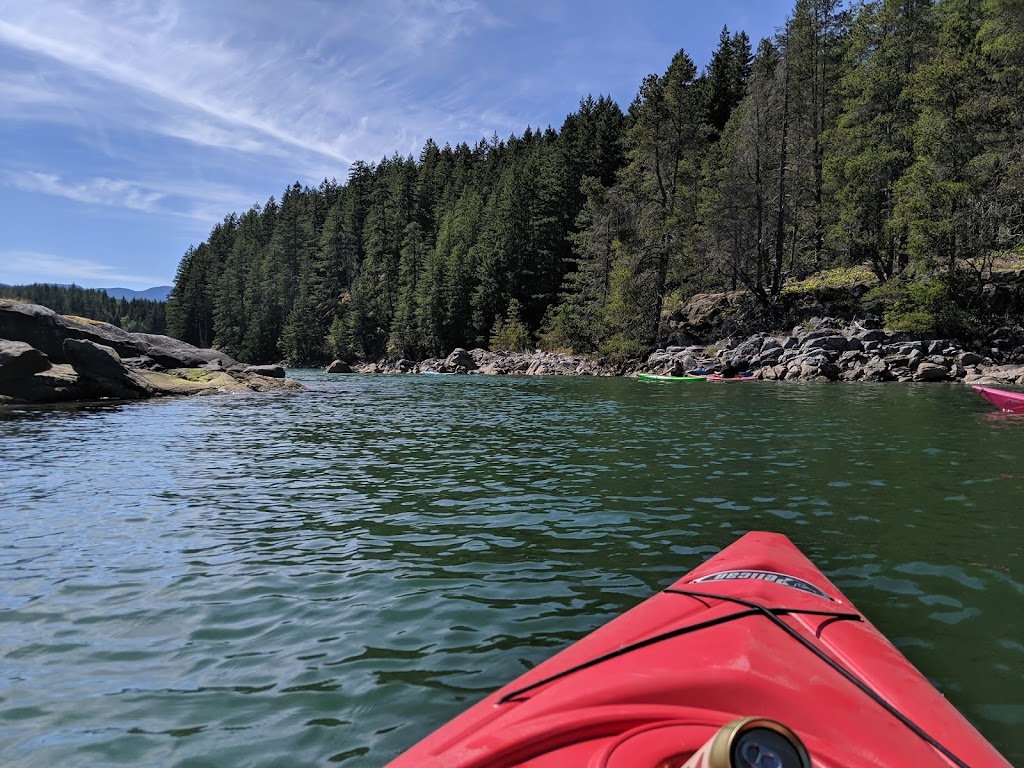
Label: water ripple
xmin=1 ymin=373 xmax=1021 ymax=766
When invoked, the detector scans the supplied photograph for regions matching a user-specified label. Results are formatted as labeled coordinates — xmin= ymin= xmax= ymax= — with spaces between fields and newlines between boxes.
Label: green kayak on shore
xmin=637 ymin=372 xmax=707 ymax=382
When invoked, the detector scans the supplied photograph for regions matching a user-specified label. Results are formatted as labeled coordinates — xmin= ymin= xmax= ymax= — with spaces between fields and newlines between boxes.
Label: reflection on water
xmin=1 ymin=373 xmax=1022 ymax=766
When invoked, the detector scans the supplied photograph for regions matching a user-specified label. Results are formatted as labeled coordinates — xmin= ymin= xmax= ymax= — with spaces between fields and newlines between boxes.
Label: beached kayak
xmin=972 ymin=384 xmax=1024 ymax=413
xmin=386 ymin=531 xmax=1009 ymax=768
xmin=638 ymin=373 xmax=707 ymax=382
xmin=707 ymin=373 xmax=757 ymax=382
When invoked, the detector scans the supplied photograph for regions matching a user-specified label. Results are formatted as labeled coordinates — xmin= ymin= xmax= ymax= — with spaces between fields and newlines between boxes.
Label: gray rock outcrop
xmin=0 ymin=300 xmax=239 ymax=368
xmin=0 ymin=299 xmax=301 ymax=405
xmin=62 ymin=338 xmax=152 ymax=400
xmin=243 ymin=364 xmax=285 ymax=378
xmin=0 ymin=340 xmax=51 ymax=379
xmin=325 ymin=359 xmax=353 ymax=374
xmin=445 ymin=348 xmax=478 ymax=372
xmin=132 ymin=333 xmax=238 ymax=368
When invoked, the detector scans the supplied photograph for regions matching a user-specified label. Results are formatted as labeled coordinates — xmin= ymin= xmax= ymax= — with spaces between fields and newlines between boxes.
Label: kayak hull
xmin=972 ymin=384 xmax=1024 ymax=412
xmin=385 ymin=532 xmax=1009 ymax=768
xmin=706 ymin=373 xmax=757 ymax=382
xmin=637 ymin=373 xmax=707 ymax=382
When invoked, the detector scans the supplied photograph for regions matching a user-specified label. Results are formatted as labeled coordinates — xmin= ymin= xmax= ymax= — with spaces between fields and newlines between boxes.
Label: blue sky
xmin=1 ymin=0 xmax=793 ymax=290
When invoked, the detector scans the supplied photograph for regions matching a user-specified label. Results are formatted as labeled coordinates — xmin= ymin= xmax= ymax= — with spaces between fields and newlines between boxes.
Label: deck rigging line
xmin=497 ymin=587 xmax=970 ymax=768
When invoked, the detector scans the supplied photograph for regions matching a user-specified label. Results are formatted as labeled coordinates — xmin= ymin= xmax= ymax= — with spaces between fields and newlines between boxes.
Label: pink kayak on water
xmin=972 ymin=385 xmax=1024 ymax=412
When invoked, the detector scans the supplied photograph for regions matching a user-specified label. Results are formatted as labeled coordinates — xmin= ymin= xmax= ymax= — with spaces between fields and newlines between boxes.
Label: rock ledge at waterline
xmin=0 ymin=299 xmax=302 ymax=405
xmin=333 ymin=319 xmax=1024 ymax=387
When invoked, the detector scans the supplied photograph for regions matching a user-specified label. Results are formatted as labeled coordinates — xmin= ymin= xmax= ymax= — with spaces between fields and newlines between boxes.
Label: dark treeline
xmin=168 ymin=0 xmax=1023 ymax=364
xmin=0 ymin=283 xmax=167 ymax=335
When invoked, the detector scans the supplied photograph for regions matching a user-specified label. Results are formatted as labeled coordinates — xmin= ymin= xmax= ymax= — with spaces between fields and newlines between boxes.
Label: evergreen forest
xmin=166 ymin=0 xmax=1024 ymax=365
xmin=1 ymin=283 xmax=167 ymax=335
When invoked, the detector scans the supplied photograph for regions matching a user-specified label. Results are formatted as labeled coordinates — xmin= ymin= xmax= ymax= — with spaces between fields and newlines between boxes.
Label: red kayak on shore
xmin=386 ymin=532 xmax=1009 ymax=768
xmin=706 ymin=373 xmax=757 ymax=383
xmin=972 ymin=384 xmax=1024 ymax=413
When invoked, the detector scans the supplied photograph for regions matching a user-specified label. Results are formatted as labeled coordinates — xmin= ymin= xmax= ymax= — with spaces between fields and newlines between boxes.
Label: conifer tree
xmin=214 ymin=206 xmax=263 ymax=356
xmin=893 ymin=0 xmax=986 ymax=276
xmin=389 ymin=221 xmax=428 ymax=358
xmin=705 ymin=26 xmax=755 ymax=141
xmin=613 ymin=49 xmax=709 ymax=348
xmin=167 ymin=243 xmax=217 ymax=347
xmin=825 ymin=0 xmax=937 ymax=279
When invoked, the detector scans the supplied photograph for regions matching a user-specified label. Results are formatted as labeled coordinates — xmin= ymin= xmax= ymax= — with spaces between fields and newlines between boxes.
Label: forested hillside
xmin=167 ymin=0 xmax=1023 ymax=364
xmin=0 ymin=283 xmax=167 ymax=334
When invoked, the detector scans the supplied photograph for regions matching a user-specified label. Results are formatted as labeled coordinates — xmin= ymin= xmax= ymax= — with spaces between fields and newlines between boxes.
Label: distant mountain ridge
xmin=0 ymin=283 xmax=168 ymax=334
xmin=0 ymin=283 xmax=172 ymax=302
xmin=102 ymin=286 xmax=172 ymax=301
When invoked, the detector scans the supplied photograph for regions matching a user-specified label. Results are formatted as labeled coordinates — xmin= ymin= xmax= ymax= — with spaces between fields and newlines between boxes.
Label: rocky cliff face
xmin=0 ymin=300 xmax=302 ymax=405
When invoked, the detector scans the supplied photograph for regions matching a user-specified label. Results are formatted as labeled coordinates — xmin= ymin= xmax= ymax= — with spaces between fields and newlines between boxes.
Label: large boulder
xmin=797 ymin=353 xmax=840 ymax=381
xmin=445 ymin=348 xmax=477 ymax=371
xmin=2 ymin=300 xmax=136 ymax=361
xmin=63 ymin=338 xmax=151 ymax=399
xmin=801 ymin=334 xmax=852 ymax=353
xmin=0 ymin=340 xmax=51 ymax=379
xmin=676 ymin=291 xmax=746 ymax=331
xmin=0 ymin=299 xmax=237 ymax=369
xmin=913 ymin=361 xmax=949 ymax=382
xmin=0 ymin=300 xmax=304 ymax=404
xmin=132 ymin=333 xmax=238 ymax=369
xmin=0 ymin=363 xmax=86 ymax=404
xmin=325 ymin=359 xmax=353 ymax=374
xmin=243 ymin=364 xmax=285 ymax=378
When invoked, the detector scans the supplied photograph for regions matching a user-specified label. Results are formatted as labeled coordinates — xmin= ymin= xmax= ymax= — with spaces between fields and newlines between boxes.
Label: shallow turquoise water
xmin=1 ymin=372 xmax=1021 ymax=766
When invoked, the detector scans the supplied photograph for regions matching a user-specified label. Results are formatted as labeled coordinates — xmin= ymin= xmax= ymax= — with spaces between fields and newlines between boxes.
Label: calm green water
xmin=1 ymin=371 xmax=1021 ymax=767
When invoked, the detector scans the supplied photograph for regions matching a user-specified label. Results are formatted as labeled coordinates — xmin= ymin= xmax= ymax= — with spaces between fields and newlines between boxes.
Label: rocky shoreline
xmin=7 ymin=296 xmax=1021 ymax=407
xmin=338 ymin=318 xmax=1024 ymax=387
xmin=0 ymin=300 xmax=302 ymax=405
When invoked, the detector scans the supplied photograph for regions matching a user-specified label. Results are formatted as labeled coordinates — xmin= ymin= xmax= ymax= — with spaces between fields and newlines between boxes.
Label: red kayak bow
xmin=972 ymin=384 xmax=1024 ymax=413
xmin=386 ymin=532 xmax=1009 ymax=768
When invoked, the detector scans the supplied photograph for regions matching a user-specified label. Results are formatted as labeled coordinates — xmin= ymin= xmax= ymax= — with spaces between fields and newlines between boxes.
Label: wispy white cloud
xmin=8 ymin=171 xmax=164 ymax=212
xmin=158 ymin=120 xmax=280 ymax=157
xmin=0 ymin=72 xmax=65 ymax=111
xmin=0 ymin=0 xmax=509 ymax=170
xmin=1 ymin=250 xmax=171 ymax=287
xmin=0 ymin=0 xmax=790 ymax=290
xmin=4 ymin=170 xmax=258 ymax=225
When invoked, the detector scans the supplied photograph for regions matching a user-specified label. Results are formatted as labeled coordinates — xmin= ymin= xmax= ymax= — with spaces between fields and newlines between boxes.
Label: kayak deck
xmin=386 ymin=532 xmax=1009 ymax=768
